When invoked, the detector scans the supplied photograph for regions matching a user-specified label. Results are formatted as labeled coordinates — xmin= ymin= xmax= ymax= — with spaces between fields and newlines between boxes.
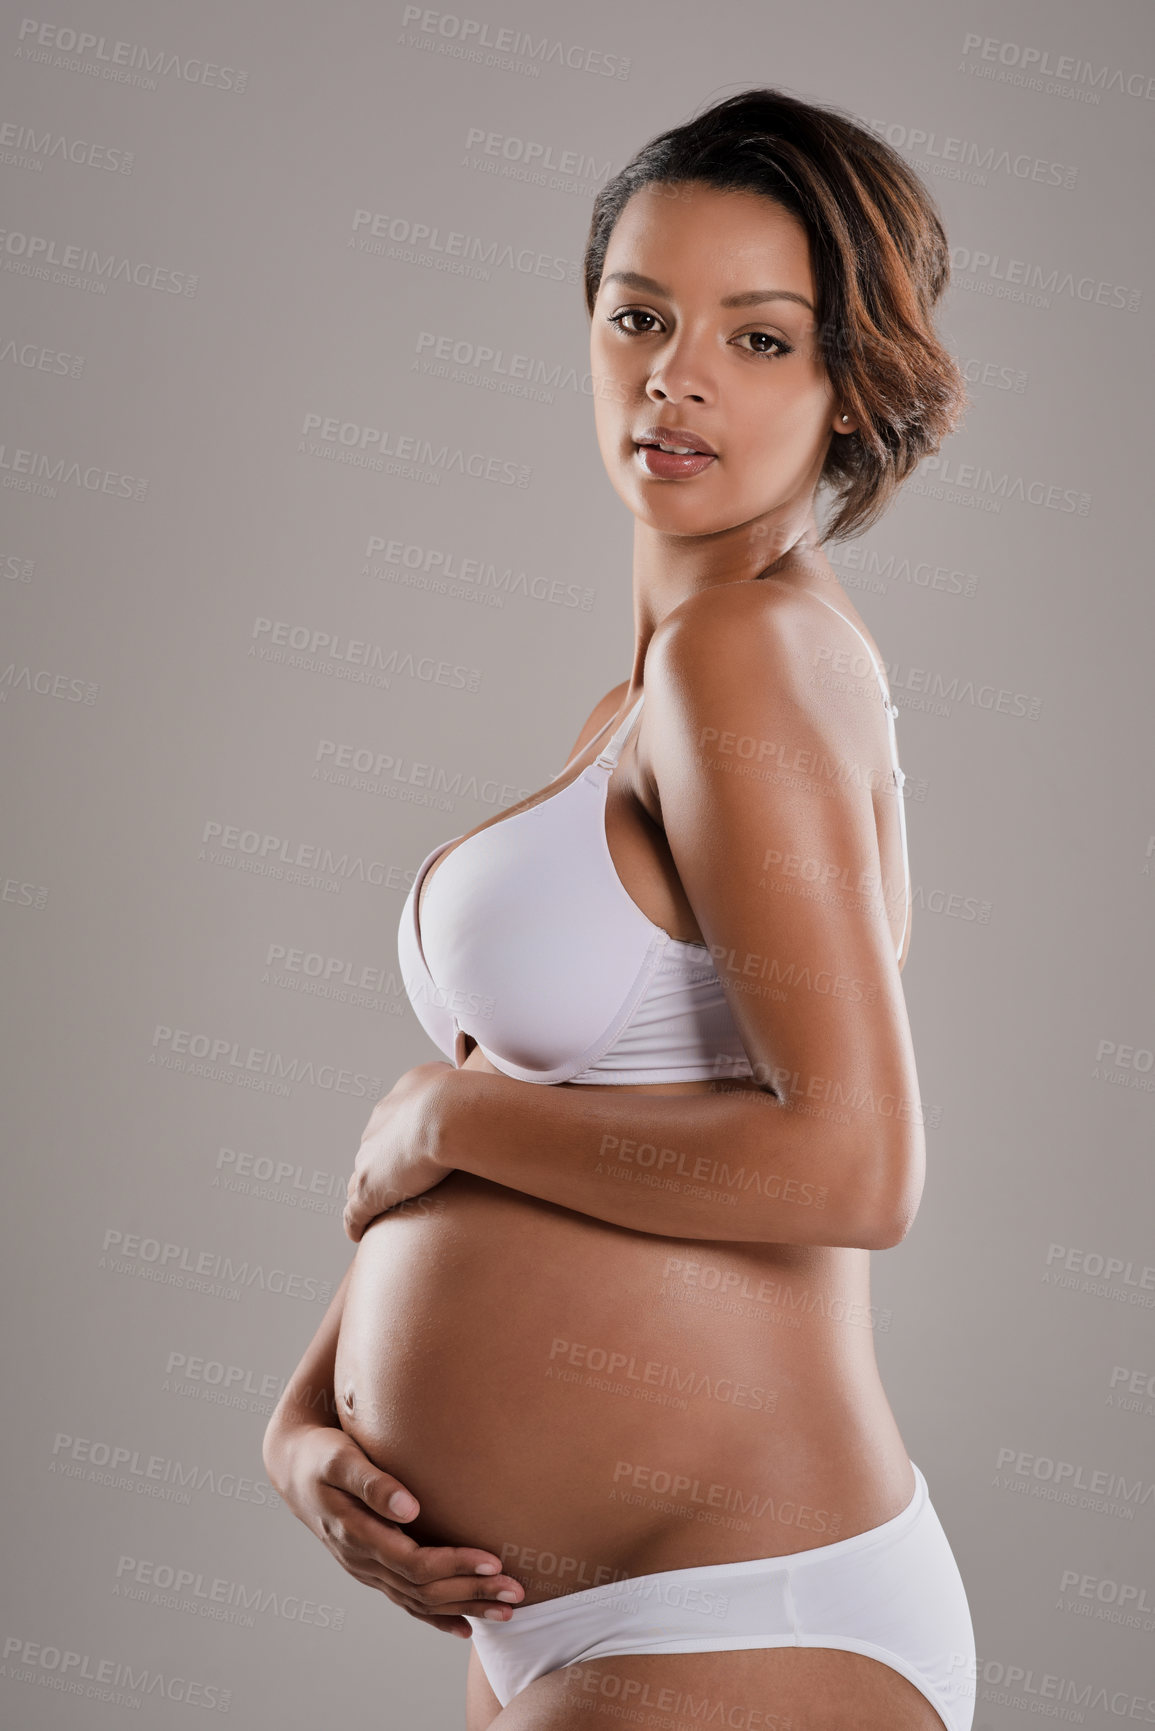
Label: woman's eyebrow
xmin=602 ymin=270 xmax=813 ymax=313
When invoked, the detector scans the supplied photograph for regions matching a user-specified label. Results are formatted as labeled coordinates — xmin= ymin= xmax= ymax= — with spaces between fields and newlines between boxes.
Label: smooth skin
xmin=266 ymin=182 xmax=947 ymax=1729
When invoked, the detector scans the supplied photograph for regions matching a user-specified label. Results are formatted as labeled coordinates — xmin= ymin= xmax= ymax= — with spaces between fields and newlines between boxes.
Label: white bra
xmin=397 ymin=595 xmax=908 ymax=1086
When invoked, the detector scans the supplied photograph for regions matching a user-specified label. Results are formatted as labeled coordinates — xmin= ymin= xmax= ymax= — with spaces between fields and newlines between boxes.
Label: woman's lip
xmin=633 ymin=442 xmax=717 ymax=479
xmin=634 ymin=438 xmax=717 ymax=456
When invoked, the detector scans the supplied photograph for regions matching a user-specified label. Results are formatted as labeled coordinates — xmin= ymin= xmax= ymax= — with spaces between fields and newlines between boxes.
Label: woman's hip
xmin=466 ymin=1460 xmax=976 ymax=1730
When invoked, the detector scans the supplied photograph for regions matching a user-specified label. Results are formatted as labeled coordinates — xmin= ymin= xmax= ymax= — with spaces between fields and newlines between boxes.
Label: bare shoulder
xmin=644 ymin=576 xmax=871 ymax=716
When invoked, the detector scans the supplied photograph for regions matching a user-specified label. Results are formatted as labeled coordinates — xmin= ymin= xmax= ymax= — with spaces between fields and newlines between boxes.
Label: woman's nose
xmin=646 ymin=339 xmax=713 ymax=405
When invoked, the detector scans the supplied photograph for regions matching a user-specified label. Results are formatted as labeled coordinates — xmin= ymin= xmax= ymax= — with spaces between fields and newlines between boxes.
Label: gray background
xmin=2 ymin=0 xmax=1153 ymax=1725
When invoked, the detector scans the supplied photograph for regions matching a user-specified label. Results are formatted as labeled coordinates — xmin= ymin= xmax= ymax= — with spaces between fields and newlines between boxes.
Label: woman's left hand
xmin=344 ymin=1062 xmax=458 ymax=1242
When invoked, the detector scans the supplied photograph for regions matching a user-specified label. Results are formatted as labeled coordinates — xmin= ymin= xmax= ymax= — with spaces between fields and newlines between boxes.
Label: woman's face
xmin=589 ymin=181 xmax=848 ymax=542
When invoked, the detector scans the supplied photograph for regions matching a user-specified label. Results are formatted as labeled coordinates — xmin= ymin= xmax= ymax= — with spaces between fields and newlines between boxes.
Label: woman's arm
xmin=264 ymin=1258 xmax=355 ymax=1443
xmin=352 ymin=584 xmax=927 ymax=1251
xmin=438 ymin=1061 xmax=918 ymax=1249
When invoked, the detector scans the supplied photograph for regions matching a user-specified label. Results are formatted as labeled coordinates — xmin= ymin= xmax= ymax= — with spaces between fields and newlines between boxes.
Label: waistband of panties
xmin=488 ymin=1458 xmax=929 ymax=1630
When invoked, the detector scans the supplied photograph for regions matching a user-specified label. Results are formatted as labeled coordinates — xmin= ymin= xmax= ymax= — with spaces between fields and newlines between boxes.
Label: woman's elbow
xmin=862 ymin=1206 xmax=916 ymax=1251
xmin=865 ymin=1142 xmax=926 ymax=1249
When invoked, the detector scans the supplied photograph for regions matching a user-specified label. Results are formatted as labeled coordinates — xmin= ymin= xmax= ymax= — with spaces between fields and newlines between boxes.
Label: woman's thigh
xmin=467 ymin=1640 xmax=505 ymax=1728
xmin=469 ymin=1646 xmax=954 ymax=1731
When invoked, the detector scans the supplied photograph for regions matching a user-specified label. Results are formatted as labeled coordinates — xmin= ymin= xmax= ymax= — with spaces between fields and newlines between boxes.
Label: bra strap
xmin=806 ymin=591 xmax=897 ymax=716
xmin=805 ymin=594 xmax=909 ymax=949
xmin=594 ymin=693 xmax=645 ymax=769
xmin=805 ymin=593 xmax=905 ymax=793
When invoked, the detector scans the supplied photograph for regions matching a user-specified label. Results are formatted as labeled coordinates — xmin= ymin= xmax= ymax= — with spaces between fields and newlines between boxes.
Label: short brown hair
xmin=583 ymin=88 xmax=969 ymax=544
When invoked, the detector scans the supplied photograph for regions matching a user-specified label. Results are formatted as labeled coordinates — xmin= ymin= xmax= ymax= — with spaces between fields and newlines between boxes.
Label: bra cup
xmin=397 ymin=851 xmax=458 ymax=1061
xmin=420 ymin=772 xmax=656 ymax=1073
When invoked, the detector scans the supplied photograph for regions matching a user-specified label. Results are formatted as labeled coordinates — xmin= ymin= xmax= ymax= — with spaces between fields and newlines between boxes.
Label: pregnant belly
xmin=333 ymin=1170 xmax=901 ymax=1606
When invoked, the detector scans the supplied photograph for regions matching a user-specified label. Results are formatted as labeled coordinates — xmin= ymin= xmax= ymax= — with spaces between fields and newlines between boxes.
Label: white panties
xmin=466 ymin=1460 xmax=975 ymax=1731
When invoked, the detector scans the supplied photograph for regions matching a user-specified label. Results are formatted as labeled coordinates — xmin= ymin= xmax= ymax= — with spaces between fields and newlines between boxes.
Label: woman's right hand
xmin=265 ymin=1417 xmax=525 ymax=1637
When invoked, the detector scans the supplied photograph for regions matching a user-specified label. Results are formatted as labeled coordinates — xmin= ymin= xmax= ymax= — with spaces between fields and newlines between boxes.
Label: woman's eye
xmin=606 ymin=312 xmax=791 ymax=359
xmin=607 ymin=309 xmax=662 ymax=335
xmin=735 ymin=331 xmax=791 ymax=358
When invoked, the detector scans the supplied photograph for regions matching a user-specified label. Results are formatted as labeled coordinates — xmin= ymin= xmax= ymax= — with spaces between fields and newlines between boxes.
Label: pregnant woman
xmin=265 ymin=88 xmax=976 ymax=1731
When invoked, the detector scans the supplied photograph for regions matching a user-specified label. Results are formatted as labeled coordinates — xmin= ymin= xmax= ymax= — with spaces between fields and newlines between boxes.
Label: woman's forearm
xmin=438 ymin=1070 xmax=921 ymax=1249
xmin=264 ymin=1255 xmax=355 ymax=1457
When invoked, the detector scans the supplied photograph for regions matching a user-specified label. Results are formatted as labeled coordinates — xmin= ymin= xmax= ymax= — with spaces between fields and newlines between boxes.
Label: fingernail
xmin=474 ymin=1563 xmax=499 ymax=1575
xmin=388 ymin=1491 xmax=418 ymax=1518
xmin=496 ymin=1590 xmax=520 ymax=1603
xmin=483 ymin=1607 xmax=508 ymax=1621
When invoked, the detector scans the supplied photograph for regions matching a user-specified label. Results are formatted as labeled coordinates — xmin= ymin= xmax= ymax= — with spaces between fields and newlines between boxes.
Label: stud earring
xmin=841 ymin=414 xmax=849 ymax=423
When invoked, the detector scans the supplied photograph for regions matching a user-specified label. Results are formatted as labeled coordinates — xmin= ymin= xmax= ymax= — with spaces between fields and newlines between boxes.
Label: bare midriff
xmin=333 ymin=1047 xmax=916 ymax=1609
